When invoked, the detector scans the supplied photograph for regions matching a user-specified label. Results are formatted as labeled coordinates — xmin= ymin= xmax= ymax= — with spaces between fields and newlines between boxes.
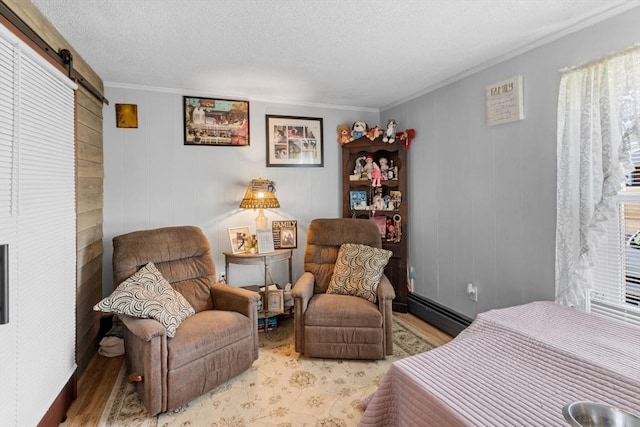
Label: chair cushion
xmin=112 ymin=225 xmax=217 ymax=313
xmin=94 ymin=262 xmax=195 ymax=337
xmin=167 ymin=310 xmax=253 ymax=370
xmin=305 ymin=293 xmax=382 ymax=328
xmin=327 ymin=243 xmax=392 ymax=303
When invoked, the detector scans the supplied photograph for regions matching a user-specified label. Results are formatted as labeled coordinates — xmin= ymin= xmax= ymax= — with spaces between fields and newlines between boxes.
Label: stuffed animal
xmin=383 ymin=119 xmax=397 ymax=143
xmin=399 ymin=128 xmax=416 ymax=149
xmin=366 ymin=125 xmax=383 ymax=141
xmin=351 ymin=121 xmax=368 ymax=140
xmin=337 ymin=124 xmax=353 ymax=145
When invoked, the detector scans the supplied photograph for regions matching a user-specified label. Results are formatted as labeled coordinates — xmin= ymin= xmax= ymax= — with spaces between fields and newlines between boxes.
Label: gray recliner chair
xmin=111 ymin=225 xmax=259 ymax=416
xmin=292 ymin=218 xmax=396 ymax=360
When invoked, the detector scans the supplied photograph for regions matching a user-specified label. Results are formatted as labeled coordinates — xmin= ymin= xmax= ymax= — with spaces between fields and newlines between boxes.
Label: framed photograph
xmin=115 ymin=103 xmax=138 ymax=128
xmin=272 ymin=220 xmax=297 ymax=249
xmin=390 ymin=190 xmax=402 ymax=210
xmin=349 ymin=190 xmax=368 ymax=210
xmin=183 ymin=96 xmax=249 ymax=146
xmin=228 ymin=226 xmax=251 ymax=254
xmin=266 ymin=115 xmax=323 ymax=167
xmin=267 ymin=289 xmax=284 ymax=313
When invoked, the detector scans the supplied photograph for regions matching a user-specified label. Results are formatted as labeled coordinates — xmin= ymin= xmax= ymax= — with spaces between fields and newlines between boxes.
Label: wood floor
xmin=60 ymin=313 xmax=452 ymax=426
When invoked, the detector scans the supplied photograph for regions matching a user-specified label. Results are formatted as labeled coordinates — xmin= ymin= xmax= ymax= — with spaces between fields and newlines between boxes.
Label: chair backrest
xmin=112 ymin=225 xmax=217 ymax=312
xmin=304 ymin=218 xmax=382 ymax=294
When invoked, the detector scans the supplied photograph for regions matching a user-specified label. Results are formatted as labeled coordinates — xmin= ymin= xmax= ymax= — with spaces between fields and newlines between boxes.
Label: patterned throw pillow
xmin=327 ymin=243 xmax=392 ymax=303
xmin=94 ymin=262 xmax=195 ymax=338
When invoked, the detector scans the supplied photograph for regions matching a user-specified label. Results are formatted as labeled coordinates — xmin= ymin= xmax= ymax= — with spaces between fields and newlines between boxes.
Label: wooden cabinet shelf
xmin=341 ymin=136 xmax=408 ymax=312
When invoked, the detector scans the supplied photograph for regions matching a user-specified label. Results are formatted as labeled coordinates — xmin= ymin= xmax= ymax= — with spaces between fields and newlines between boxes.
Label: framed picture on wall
xmin=183 ymin=96 xmax=249 ymax=146
xmin=115 ymin=103 xmax=138 ymax=128
xmin=266 ymin=115 xmax=323 ymax=167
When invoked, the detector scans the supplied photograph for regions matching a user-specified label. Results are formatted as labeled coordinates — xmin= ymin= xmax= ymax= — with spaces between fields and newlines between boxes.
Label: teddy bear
xmin=337 ymin=124 xmax=353 ymax=145
xmin=351 ymin=121 xmax=368 ymax=140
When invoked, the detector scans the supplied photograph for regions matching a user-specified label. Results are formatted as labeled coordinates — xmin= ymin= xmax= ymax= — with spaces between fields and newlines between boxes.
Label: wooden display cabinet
xmin=342 ymin=136 xmax=408 ymax=312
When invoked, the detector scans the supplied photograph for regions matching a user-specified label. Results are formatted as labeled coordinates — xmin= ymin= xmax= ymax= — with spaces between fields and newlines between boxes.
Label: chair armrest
xmin=117 ymin=313 xmax=167 ymax=415
xmin=291 ymin=272 xmax=315 ymax=353
xmin=291 ymin=272 xmax=314 ymax=310
xmin=118 ymin=314 xmax=166 ymax=341
xmin=377 ymin=275 xmax=396 ymax=301
xmin=210 ymin=283 xmax=260 ymax=318
xmin=377 ymin=275 xmax=396 ymax=356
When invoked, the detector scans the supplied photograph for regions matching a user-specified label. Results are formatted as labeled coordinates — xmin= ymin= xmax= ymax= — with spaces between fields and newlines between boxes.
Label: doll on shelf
xmin=371 ymin=164 xmax=382 ymax=187
xmin=372 ymin=194 xmax=385 ymax=210
xmin=379 ymin=157 xmax=389 ymax=180
xmin=365 ymin=156 xmax=382 ymax=187
xmin=386 ymin=218 xmax=396 ymax=241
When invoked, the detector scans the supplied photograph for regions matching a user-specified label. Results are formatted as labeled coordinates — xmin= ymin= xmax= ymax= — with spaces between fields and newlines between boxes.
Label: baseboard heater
xmin=408 ymin=293 xmax=472 ymax=337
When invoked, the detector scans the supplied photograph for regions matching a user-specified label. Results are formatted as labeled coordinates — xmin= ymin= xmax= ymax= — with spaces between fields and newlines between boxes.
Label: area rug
xmin=99 ymin=315 xmax=438 ymax=427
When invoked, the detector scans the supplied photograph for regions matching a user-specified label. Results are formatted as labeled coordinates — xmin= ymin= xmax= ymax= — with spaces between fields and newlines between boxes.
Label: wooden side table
xmin=223 ymin=249 xmax=293 ymax=328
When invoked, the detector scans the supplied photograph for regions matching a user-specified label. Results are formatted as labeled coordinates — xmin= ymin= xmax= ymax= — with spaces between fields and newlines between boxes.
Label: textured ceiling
xmin=31 ymin=0 xmax=640 ymax=110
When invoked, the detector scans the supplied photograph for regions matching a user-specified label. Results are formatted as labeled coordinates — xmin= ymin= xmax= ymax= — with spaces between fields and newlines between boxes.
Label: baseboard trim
xmin=392 ymin=300 xmax=408 ymax=313
xmin=37 ymin=370 xmax=76 ymax=427
xmin=407 ymin=293 xmax=472 ymax=337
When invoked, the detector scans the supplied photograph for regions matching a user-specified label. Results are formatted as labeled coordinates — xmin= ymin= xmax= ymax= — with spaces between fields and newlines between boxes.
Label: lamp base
xmin=255 ymin=209 xmax=268 ymax=230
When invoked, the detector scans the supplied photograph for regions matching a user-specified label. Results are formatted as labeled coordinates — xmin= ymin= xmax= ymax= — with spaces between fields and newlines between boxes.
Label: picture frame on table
xmin=228 ymin=226 xmax=251 ymax=254
xmin=272 ymin=220 xmax=297 ymax=249
xmin=266 ymin=115 xmax=323 ymax=167
xmin=256 ymin=229 xmax=275 ymax=253
xmin=267 ymin=289 xmax=284 ymax=313
xmin=183 ymin=96 xmax=249 ymax=146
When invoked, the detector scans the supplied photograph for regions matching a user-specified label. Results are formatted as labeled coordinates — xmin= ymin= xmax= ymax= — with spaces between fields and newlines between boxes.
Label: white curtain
xmin=556 ymin=45 xmax=640 ymax=310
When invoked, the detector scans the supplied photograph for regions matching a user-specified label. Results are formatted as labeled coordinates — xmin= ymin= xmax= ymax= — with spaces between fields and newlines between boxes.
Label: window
xmin=590 ymin=90 xmax=640 ymax=326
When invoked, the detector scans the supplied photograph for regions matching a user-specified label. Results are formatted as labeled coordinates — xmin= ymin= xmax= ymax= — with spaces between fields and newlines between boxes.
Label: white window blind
xmin=0 ymin=35 xmax=16 ymax=217
xmin=591 ymin=194 xmax=640 ymax=326
xmin=0 ymin=23 xmax=77 ymax=426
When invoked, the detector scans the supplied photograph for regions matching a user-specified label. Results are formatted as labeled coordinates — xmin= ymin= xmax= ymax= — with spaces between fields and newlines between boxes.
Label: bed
xmin=359 ymin=301 xmax=640 ymax=426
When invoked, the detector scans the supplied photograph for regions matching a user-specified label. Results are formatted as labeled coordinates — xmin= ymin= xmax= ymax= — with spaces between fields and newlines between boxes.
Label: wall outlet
xmin=466 ymin=283 xmax=478 ymax=302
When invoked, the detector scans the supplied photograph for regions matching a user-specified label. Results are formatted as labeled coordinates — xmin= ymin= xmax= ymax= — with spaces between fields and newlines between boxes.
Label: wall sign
xmin=486 ymin=75 xmax=524 ymax=126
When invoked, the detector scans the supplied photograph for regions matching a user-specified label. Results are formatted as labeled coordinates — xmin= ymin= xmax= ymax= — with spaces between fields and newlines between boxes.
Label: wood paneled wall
xmin=3 ymin=0 xmax=104 ymax=377
xmin=76 ymin=86 xmax=104 ymax=375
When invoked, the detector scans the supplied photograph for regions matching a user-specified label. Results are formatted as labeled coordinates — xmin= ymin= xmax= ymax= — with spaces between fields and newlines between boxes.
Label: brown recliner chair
xmin=292 ymin=218 xmax=396 ymax=360
xmin=112 ymin=226 xmax=259 ymax=416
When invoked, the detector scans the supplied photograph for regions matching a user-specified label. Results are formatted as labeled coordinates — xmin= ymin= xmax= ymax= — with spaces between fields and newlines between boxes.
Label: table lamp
xmin=239 ymin=178 xmax=280 ymax=230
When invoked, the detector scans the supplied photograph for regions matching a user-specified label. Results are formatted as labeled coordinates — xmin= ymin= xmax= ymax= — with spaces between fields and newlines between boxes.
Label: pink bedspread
xmin=359 ymin=301 xmax=640 ymax=426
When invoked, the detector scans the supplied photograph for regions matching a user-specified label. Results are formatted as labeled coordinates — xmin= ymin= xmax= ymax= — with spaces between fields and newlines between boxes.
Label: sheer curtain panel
xmin=556 ymin=45 xmax=640 ymax=314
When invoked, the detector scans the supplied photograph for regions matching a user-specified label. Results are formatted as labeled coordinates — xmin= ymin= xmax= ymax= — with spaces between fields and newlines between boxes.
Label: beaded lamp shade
xmin=239 ymin=178 xmax=279 ymax=230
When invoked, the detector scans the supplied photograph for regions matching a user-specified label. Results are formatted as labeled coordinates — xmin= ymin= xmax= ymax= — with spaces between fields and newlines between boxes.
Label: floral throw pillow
xmin=94 ymin=262 xmax=195 ymax=338
xmin=327 ymin=243 xmax=392 ymax=303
